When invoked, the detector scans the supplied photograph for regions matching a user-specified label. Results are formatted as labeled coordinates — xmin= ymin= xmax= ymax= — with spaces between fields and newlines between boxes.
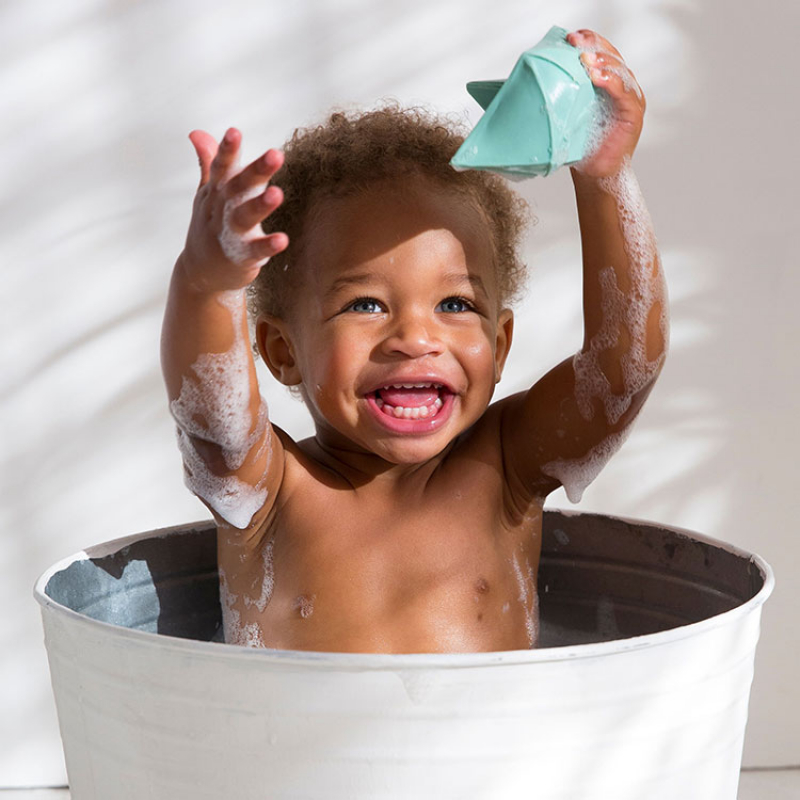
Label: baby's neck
xmin=300 ymin=434 xmax=453 ymax=490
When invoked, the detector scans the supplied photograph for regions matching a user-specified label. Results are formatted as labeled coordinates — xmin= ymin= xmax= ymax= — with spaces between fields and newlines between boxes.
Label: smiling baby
xmin=161 ymin=29 xmax=668 ymax=652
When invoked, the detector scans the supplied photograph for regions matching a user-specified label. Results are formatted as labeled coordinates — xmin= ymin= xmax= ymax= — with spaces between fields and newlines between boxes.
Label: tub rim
xmin=33 ymin=510 xmax=774 ymax=671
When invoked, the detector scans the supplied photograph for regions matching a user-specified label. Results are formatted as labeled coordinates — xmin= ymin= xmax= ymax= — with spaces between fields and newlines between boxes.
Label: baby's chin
xmin=376 ymin=446 xmax=449 ymax=467
xmin=365 ymin=430 xmax=461 ymax=467
xmin=313 ymin=421 xmax=456 ymax=470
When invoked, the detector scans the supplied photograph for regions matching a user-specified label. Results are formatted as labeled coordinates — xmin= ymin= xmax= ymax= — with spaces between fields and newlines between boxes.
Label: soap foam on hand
xmin=220 ymin=185 xmax=270 ymax=267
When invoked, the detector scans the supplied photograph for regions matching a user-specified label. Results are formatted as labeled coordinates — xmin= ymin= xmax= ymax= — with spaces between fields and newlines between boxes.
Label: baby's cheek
xmin=465 ymin=339 xmax=496 ymax=373
xmin=461 ymin=339 xmax=500 ymax=402
xmin=308 ymin=337 xmax=363 ymax=406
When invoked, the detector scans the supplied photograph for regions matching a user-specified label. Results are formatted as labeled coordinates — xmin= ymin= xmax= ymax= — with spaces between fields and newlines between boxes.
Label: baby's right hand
xmin=180 ymin=127 xmax=288 ymax=293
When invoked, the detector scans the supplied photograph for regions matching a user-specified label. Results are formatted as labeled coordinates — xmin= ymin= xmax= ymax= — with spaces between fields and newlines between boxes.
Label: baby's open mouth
xmin=371 ymin=383 xmax=446 ymax=420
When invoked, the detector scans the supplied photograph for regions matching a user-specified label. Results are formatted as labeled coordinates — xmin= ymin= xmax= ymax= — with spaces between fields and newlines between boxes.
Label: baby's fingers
xmin=581 ymin=51 xmax=644 ymax=103
xmin=247 ymin=233 xmax=289 ymax=265
xmin=228 ymin=186 xmax=285 ymax=233
xmin=568 ymin=29 xmax=622 ymax=60
xmin=227 ymin=149 xmax=284 ymax=198
xmin=189 ymin=130 xmax=219 ymax=187
xmin=208 ymin=128 xmax=242 ymax=186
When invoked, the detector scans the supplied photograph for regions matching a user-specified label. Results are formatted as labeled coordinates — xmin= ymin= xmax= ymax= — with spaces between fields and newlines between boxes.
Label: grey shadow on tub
xmin=44 ymin=524 xmax=224 ymax=642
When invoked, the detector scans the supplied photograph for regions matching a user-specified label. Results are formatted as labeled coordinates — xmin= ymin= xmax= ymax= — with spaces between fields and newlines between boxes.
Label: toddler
xmin=161 ymin=29 xmax=667 ymax=652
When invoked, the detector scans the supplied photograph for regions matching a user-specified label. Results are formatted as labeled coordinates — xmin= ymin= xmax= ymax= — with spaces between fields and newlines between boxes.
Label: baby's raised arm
xmin=161 ymin=128 xmax=288 ymax=532
xmin=500 ymin=30 xmax=668 ymax=504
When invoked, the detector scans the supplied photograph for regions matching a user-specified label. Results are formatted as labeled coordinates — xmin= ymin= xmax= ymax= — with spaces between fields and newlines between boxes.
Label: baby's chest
xmin=220 ymin=468 xmax=542 ymax=650
xmin=275 ymin=489 xmax=509 ymax=600
xmin=278 ymin=491 xmax=530 ymax=623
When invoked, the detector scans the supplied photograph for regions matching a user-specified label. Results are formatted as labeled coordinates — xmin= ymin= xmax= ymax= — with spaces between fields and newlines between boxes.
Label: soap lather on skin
xmin=220 ymin=566 xmax=267 ymax=647
xmin=170 ymin=289 xmax=271 ymax=529
xmin=294 ymin=594 xmax=316 ymax=619
xmin=543 ymin=159 xmax=668 ymax=503
xmin=510 ymin=551 xmax=538 ymax=646
xmin=243 ymin=539 xmax=275 ymax=613
xmin=220 ymin=186 xmax=270 ymax=266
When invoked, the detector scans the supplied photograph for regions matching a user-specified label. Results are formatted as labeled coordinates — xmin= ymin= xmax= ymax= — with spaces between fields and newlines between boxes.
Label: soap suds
xmin=293 ymin=594 xmax=316 ymax=619
xmin=574 ymin=159 xmax=667 ymax=426
xmin=170 ymin=289 xmax=271 ymax=529
xmin=542 ymin=428 xmax=631 ymax=504
xmin=243 ymin=539 xmax=274 ymax=613
xmin=577 ymin=39 xmax=643 ymax=99
xmin=579 ymin=91 xmax=612 ymax=169
xmin=220 ymin=566 xmax=266 ymax=647
xmin=219 ymin=185 xmax=270 ymax=266
xmin=605 ymin=63 xmax=643 ymax=99
xmin=546 ymin=158 xmax=667 ymax=504
xmin=174 ymin=429 xmax=268 ymax=529
xmin=510 ymin=552 xmax=538 ymax=647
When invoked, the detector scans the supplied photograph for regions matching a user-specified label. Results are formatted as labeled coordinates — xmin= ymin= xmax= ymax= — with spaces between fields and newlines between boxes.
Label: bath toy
xmin=451 ymin=25 xmax=601 ymax=177
xmin=35 ymin=512 xmax=773 ymax=800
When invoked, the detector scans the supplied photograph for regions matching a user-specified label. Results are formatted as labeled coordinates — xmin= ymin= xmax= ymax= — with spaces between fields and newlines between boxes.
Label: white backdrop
xmin=2 ymin=0 xmax=798 ymax=786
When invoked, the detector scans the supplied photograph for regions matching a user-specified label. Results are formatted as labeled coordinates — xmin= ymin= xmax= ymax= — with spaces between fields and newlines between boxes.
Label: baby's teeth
xmin=376 ymin=396 xmax=445 ymax=420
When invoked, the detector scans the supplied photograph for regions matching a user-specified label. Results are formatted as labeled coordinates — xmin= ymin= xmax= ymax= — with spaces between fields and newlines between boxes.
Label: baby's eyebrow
xmin=442 ymin=272 xmax=489 ymax=297
xmin=324 ymin=271 xmax=488 ymax=298
xmin=325 ymin=273 xmax=378 ymax=297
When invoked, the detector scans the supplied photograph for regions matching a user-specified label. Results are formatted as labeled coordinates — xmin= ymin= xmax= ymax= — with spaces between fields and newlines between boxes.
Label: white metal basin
xmin=34 ymin=510 xmax=773 ymax=800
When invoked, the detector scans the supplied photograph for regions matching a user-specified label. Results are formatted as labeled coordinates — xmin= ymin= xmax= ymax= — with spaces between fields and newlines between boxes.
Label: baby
xmin=161 ymin=29 xmax=667 ymax=653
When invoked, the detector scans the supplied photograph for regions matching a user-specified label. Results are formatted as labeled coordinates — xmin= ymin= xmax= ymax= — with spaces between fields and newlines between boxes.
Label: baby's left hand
xmin=567 ymin=29 xmax=645 ymax=178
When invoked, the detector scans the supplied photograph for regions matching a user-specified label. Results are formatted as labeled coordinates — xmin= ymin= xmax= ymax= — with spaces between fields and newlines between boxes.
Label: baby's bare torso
xmin=218 ymin=422 xmax=543 ymax=653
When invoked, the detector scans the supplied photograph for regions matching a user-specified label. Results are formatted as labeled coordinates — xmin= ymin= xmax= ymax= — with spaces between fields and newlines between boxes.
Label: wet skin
xmin=219 ymin=179 xmax=541 ymax=652
xmin=163 ymin=28 xmax=666 ymax=653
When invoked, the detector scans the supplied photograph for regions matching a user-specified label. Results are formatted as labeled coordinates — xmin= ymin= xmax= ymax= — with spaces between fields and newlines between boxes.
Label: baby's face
xmin=273 ymin=178 xmax=513 ymax=465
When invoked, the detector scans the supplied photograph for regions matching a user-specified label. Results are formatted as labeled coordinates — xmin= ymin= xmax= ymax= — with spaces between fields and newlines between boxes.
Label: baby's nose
xmin=381 ymin=312 xmax=445 ymax=358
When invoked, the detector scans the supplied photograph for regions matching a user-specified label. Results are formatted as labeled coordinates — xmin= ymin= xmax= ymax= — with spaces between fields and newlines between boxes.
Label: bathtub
xmin=34 ymin=510 xmax=773 ymax=799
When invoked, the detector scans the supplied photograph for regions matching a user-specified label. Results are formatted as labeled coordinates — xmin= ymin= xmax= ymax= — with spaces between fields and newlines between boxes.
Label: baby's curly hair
xmin=250 ymin=104 xmax=531 ymax=320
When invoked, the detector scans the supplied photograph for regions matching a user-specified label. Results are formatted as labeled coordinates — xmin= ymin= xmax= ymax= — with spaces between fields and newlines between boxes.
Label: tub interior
xmin=43 ymin=511 xmax=766 ymax=648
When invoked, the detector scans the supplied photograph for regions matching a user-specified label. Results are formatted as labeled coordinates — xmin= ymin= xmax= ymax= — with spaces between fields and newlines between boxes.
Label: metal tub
xmin=34 ymin=510 xmax=773 ymax=799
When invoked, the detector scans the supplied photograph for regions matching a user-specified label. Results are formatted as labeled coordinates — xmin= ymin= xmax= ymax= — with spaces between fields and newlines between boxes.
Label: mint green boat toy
xmin=451 ymin=26 xmax=601 ymax=178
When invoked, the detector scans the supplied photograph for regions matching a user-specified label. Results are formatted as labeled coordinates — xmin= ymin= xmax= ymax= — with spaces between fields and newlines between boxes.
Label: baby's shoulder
xmin=271 ymin=427 xmax=353 ymax=494
xmin=435 ymin=399 xmax=510 ymax=481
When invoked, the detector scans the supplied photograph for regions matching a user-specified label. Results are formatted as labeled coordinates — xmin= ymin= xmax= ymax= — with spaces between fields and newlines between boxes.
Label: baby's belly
xmin=219 ymin=560 xmax=538 ymax=654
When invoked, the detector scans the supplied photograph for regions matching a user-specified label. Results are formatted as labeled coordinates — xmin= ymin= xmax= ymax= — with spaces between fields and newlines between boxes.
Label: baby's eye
xmin=347 ymin=297 xmax=384 ymax=313
xmin=437 ymin=296 xmax=474 ymax=314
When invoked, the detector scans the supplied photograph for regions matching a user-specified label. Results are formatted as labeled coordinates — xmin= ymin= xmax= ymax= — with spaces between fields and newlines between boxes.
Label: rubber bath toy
xmin=451 ymin=26 xmax=600 ymax=178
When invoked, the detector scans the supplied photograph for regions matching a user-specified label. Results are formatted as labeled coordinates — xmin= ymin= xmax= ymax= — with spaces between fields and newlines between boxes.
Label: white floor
xmin=738 ymin=769 xmax=800 ymax=798
xmin=2 ymin=770 xmax=798 ymax=799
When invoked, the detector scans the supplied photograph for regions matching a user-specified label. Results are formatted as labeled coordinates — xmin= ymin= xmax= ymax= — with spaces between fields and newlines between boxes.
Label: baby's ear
xmin=256 ymin=316 xmax=302 ymax=386
xmin=494 ymin=308 xmax=514 ymax=383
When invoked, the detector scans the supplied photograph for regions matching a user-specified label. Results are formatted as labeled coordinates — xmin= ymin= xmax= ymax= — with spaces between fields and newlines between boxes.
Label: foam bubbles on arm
xmin=169 ymin=289 xmax=273 ymax=529
xmin=542 ymin=159 xmax=668 ymax=503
